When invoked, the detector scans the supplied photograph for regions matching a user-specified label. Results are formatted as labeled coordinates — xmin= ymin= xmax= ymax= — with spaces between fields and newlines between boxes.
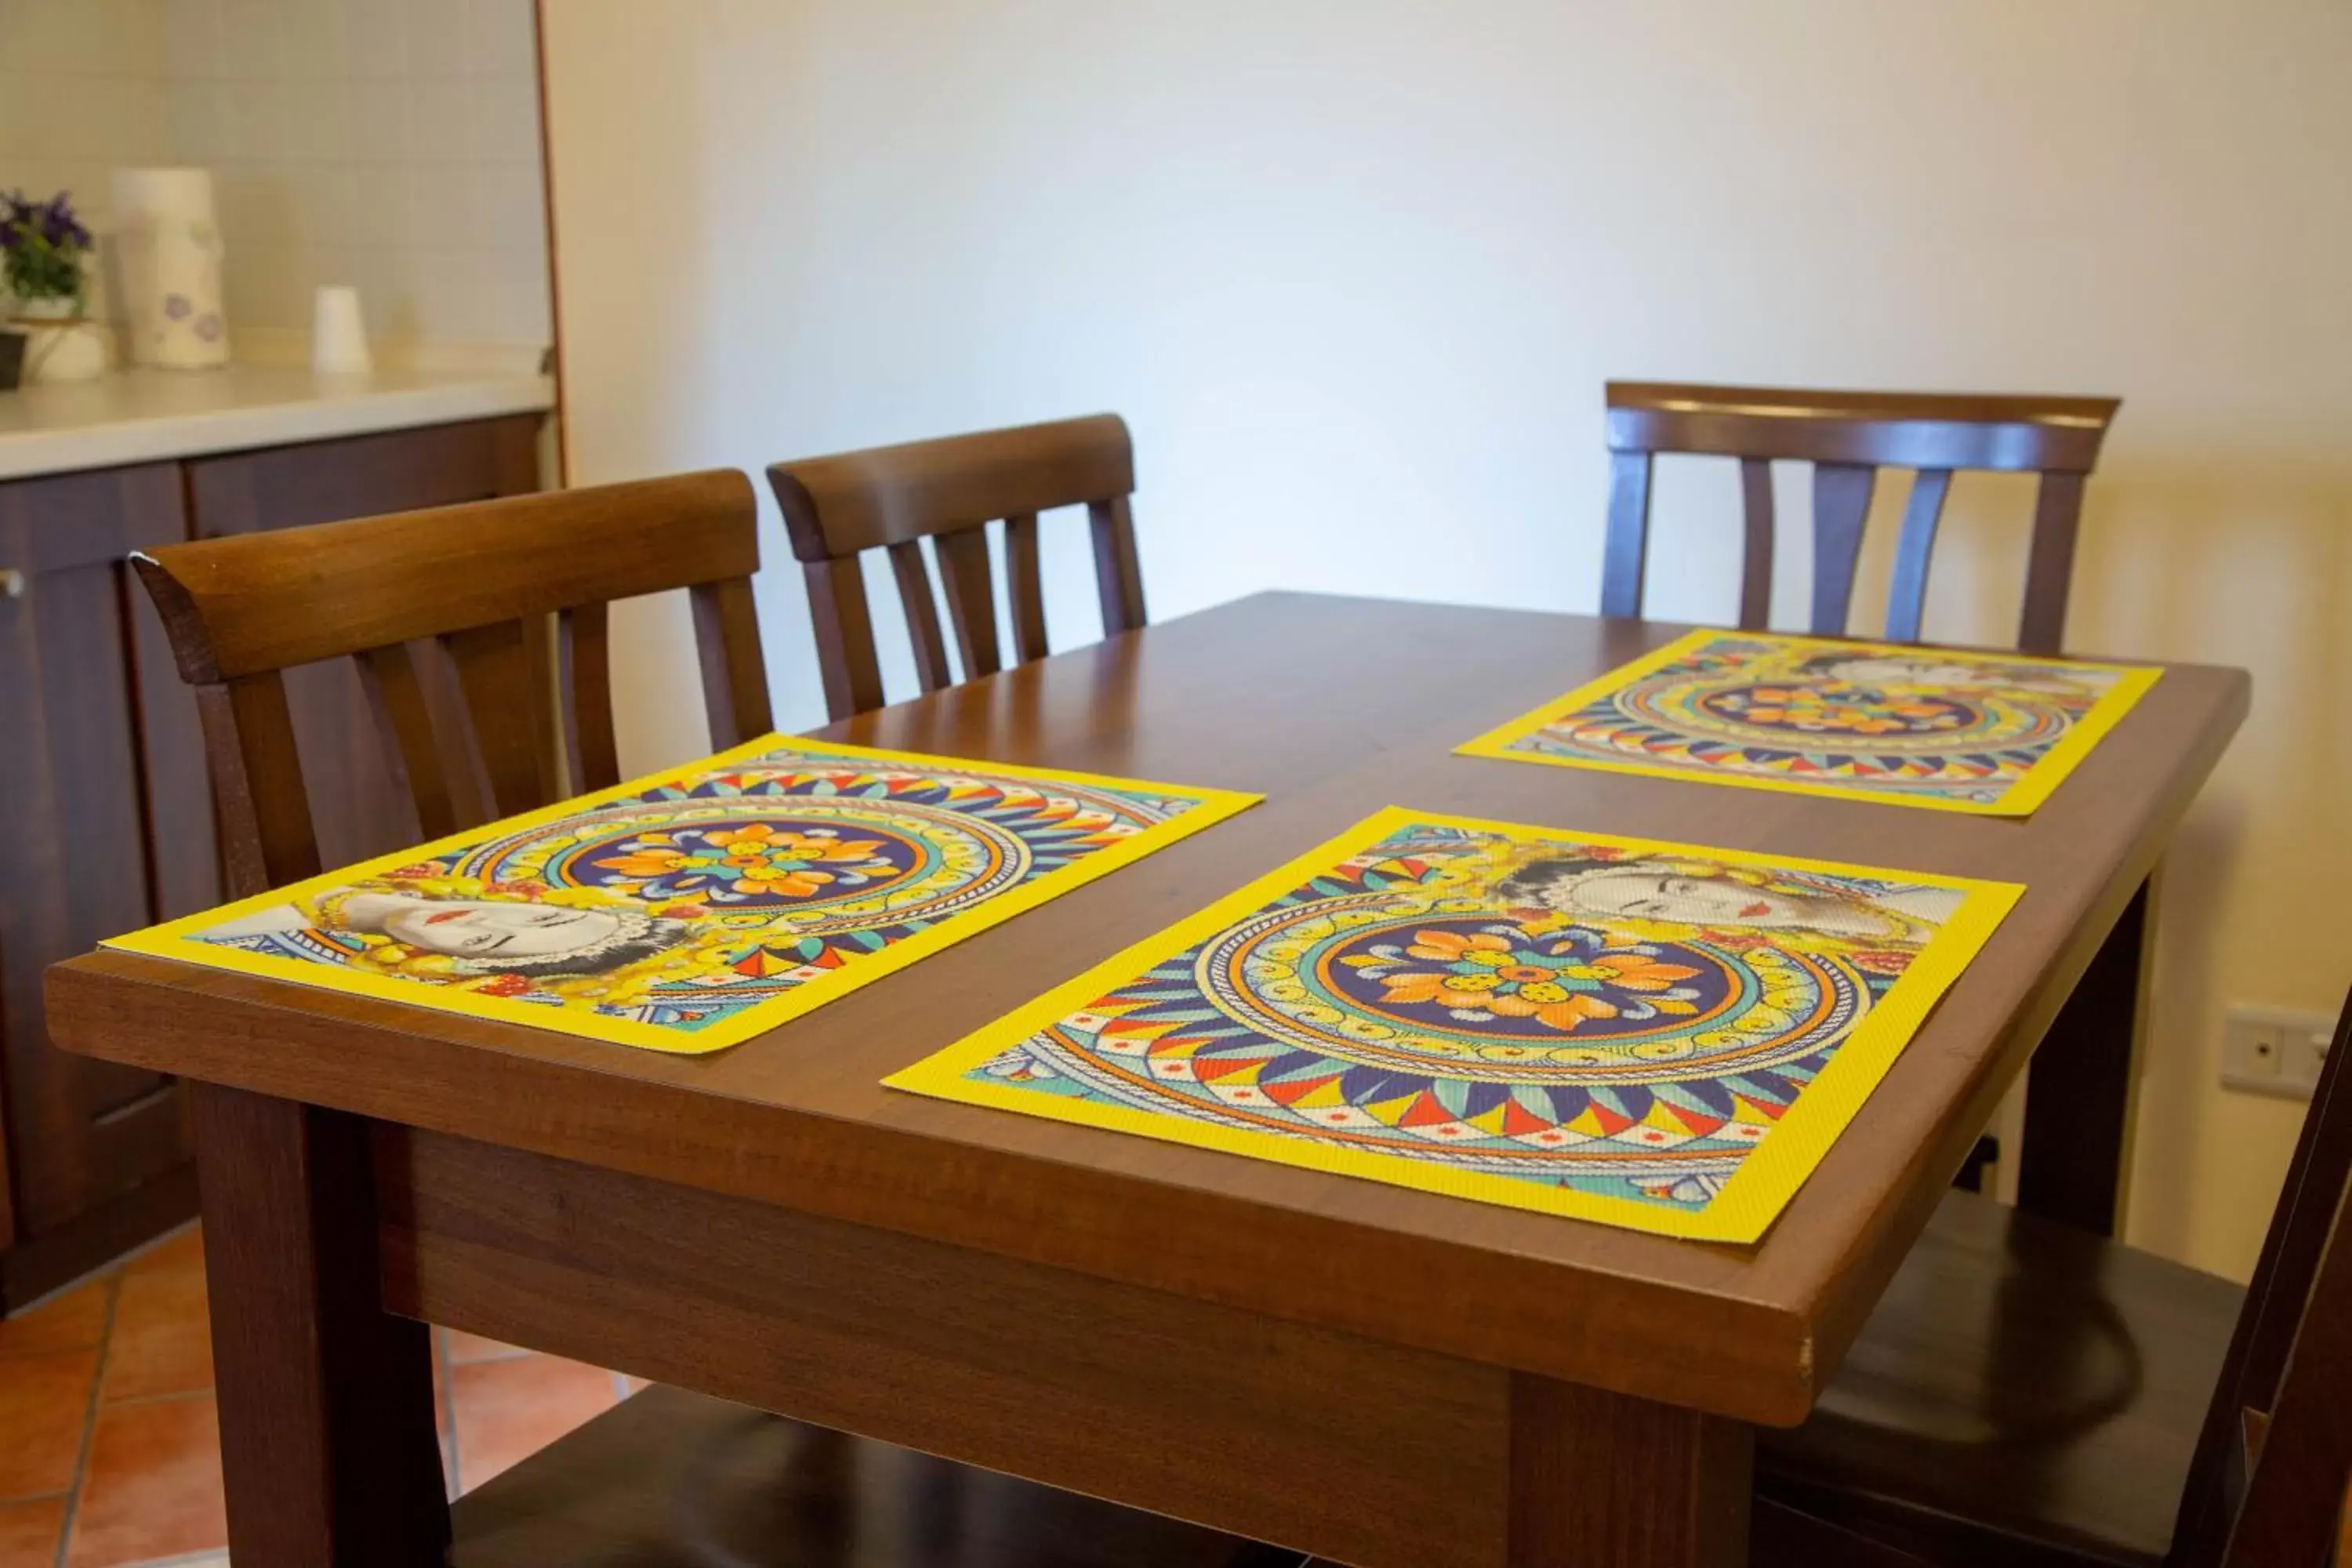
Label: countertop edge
xmin=0 ymin=372 xmax=557 ymax=482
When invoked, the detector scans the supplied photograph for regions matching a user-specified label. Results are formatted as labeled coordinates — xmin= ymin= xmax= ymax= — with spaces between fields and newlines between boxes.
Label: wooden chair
xmin=131 ymin=471 xmax=775 ymax=899
xmin=1759 ymin=984 xmax=2352 ymax=1566
xmin=131 ymin=470 xmax=1304 ymax=1566
xmin=768 ymin=413 xmax=1146 ymax=720
xmin=1599 ymin=383 xmax=2122 ymax=654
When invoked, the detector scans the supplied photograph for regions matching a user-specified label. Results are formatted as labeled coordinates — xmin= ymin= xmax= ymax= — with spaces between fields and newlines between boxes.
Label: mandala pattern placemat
xmin=889 ymin=808 xmax=2019 ymax=1240
xmin=105 ymin=737 xmax=1258 ymax=1054
xmin=1457 ymin=630 xmax=2160 ymax=815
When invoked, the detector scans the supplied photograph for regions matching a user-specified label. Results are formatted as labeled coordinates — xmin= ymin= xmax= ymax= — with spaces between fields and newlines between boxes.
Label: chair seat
xmin=1759 ymin=1190 xmax=2244 ymax=1567
xmin=451 ymin=1380 xmax=1305 ymax=1567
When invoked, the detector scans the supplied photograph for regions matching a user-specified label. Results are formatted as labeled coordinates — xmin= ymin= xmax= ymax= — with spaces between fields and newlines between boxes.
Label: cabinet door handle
xmin=0 ymin=568 xmax=24 ymax=601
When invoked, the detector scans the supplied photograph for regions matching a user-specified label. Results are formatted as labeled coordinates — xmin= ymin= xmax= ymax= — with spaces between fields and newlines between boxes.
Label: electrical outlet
xmin=2223 ymin=1007 xmax=2336 ymax=1099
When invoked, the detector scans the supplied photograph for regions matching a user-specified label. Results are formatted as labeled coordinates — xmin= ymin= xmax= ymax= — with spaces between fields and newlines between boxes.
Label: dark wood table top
xmin=47 ymin=591 xmax=2248 ymax=1426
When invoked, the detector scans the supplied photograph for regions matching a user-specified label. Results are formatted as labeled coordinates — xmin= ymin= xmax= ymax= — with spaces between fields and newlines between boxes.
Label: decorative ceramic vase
xmin=111 ymin=169 xmax=229 ymax=369
xmin=11 ymin=296 xmax=109 ymax=383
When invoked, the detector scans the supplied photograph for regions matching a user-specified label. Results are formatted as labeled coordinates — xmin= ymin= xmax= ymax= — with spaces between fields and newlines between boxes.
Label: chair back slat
xmin=355 ymin=642 xmax=462 ymax=840
xmin=133 ymin=473 xmax=768 ymax=889
xmin=198 ymin=675 xmax=323 ymax=898
xmin=441 ymin=617 xmax=562 ymax=818
xmin=2171 ymin=986 xmax=2352 ymax=1565
xmin=1809 ymin=463 xmax=1878 ymax=636
xmin=1087 ymin=494 xmax=1148 ymax=635
xmin=934 ymin=524 xmax=1003 ymax=681
xmin=559 ymin=602 xmax=622 ymax=795
xmin=1600 ymin=383 xmax=2120 ymax=652
xmin=1599 ymin=451 xmax=1655 ymax=619
xmin=885 ymin=540 xmax=954 ymax=694
xmin=1004 ymin=512 xmax=1051 ymax=664
xmin=769 ymin=416 xmax=1145 ymax=720
xmin=688 ymin=577 xmax=774 ymax=750
xmin=800 ymin=557 xmax=884 ymax=720
xmin=1736 ymin=457 xmax=1775 ymax=631
xmin=2018 ymin=471 xmax=2089 ymax=655
xmin=1882 ymin=469 xmax=1955 ymax=644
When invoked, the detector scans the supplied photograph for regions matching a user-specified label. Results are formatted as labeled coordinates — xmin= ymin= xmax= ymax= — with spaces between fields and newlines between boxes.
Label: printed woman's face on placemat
xmin=888 ymin=808 xmax=2020 ymax=1241
xmin=107 ymin=738 xmax=1258 ymax=1053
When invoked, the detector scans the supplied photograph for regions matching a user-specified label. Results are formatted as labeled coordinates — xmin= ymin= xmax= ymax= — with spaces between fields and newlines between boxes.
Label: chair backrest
xmin=767 ymin=414 xmax=1145 ymax=721
xmin=132 ymin=470 xmax=771 ymax=899
xmin=2170 ymin=985 xmax=2352 ymax=1567
xmin=1599 ymin=382 xmax=2122 ymax=654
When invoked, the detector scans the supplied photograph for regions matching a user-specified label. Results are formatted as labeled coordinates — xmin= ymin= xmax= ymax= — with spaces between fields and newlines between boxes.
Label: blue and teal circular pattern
xmin=1633 ymin=676 xmax=2061 ymax=755
xmin=449 ymin=796 xmax=1032 ymax=933
xmin=1007 ymin=889 xmax=1883 ymax=1207
xmin=1202 ymin=895 xmax=1863 ymax=1081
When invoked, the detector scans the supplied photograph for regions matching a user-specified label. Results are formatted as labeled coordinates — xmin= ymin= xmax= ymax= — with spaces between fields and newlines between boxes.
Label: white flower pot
xmin=10 ymin=296 xmax=109 ymax=383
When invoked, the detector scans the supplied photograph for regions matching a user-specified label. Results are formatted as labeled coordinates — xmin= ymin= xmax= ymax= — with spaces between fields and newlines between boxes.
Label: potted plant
xmin=2 ymin=190 xmax=106 ymax=384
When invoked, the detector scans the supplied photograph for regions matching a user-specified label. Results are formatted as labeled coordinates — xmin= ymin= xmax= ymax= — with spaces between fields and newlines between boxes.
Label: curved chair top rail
xmin=769 ymin=413 xmax=1134 ymax=563
xmin=1606 ymin=382 xmax=2122 ymax=474
xmin=132 ymin=469 xmax=759 ymax=684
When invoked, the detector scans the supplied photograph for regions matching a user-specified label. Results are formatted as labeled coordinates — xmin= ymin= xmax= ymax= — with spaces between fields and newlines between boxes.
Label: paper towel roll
xmin=111 ymin=167 xmax=230 ymax=369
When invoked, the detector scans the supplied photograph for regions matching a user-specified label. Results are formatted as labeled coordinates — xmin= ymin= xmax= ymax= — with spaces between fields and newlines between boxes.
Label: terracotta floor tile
xmin=98 ymin=1263 xmax=212 ymax=1403
xmin=448 ymin=1353 xmax=619 ymax=1492
xmin=0 ymin=1346 xmax=99 ymax=1499
xmin=121 ymin=1225 xmax=204 ymax=1279
xmin=65 ymin=1396 xmax=225 ymax=1568
xmin=0 ymin=1495 xmax=67 ymax=1568
xmin=441 ymin=1327 xmax=532 ymax=1365
xmin=0 ymin=1278 xmax=111 ymax=1359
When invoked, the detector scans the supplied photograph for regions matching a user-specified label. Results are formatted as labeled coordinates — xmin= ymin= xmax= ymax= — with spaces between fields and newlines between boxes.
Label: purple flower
xmin=40 ymin=194 xmax=90 ymax=250
xmin=164 ymin=294 xmax=193 ymax=320
xmin=194 ymin=313 xmax=223 ymax=342
xmin=2 ymin=188 xmax=91 ymax=303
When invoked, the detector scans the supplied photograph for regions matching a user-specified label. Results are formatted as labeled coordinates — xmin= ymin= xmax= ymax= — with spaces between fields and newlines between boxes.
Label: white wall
xmin=541 ymin=0 xmax=2352 ymax=1280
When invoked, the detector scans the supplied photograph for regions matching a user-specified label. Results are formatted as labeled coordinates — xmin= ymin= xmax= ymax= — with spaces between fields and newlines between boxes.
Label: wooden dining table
xmin=44 ymin=591 xmax=2246 ymax=1568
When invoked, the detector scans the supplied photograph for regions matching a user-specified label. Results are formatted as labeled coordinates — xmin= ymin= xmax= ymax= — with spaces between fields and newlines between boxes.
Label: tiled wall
xmin=0 ymin=0 xmax=172 ymax=232
xmin=165 ymin=0 xmax=550 ymax=344
xmin=0 ymin=0 xmax=550 ymax=348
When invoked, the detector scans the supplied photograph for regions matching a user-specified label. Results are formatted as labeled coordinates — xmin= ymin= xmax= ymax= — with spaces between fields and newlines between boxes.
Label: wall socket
xmin=2222 ymin=1007 xmax=2336 ymax=1099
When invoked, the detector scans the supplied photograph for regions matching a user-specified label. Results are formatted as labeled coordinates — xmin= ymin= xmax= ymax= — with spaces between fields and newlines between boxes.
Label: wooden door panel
xmin=0 ymin=465 xmax=196 ymax=1236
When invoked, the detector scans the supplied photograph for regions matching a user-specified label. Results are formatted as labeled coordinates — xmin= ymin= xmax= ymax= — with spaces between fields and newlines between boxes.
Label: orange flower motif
xmin=1486 ymin=991 xmax=1621 ymax=1030
xmin=1377 ymin=971 xmax=1455 ymax=1007
xmin=733 ymin=866 xmax=837 ymax=898
xmin=1403 ymin=929 xmax=1512 ymax=963
xmin=594 ymin=847 xmax=693 ymax=877
xmin=1588 ymin=952 xmax=1701 ymax=991
xmin=1365 ymin=925 xmax=1708 ymax=1034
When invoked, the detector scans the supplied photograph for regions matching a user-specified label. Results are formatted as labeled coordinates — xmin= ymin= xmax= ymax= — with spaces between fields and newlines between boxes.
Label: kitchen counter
xmin=0 ymin=361 xmax=556 ymax=481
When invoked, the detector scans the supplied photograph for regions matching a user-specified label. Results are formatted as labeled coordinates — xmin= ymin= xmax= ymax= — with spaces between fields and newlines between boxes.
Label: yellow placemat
xmin=104 ymin=735 xmax=1258 ymax=1054
xmin=889 ymin=808 xmax=2019 ymax=1241
xmin=1457 ymin=630 xmax=2160 ymax=815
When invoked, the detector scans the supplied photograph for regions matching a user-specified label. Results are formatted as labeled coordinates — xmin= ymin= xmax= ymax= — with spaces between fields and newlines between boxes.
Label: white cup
xmin=312 ymin=285 xmax=373 ymax=375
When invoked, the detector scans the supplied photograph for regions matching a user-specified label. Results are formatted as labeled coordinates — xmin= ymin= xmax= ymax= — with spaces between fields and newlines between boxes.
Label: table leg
xmin=2017 ymin=873 xmax=2157 ymax=1236
xmin=1508 ymin=1374 xmax=1752 ymax=1567
xmin=191 ymin=1084 xmax=449 ymax=1567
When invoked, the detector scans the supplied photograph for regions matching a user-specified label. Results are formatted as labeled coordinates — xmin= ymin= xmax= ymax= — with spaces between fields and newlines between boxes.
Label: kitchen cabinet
xmin=0 ymin=412 xmax=544 ymax=1308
